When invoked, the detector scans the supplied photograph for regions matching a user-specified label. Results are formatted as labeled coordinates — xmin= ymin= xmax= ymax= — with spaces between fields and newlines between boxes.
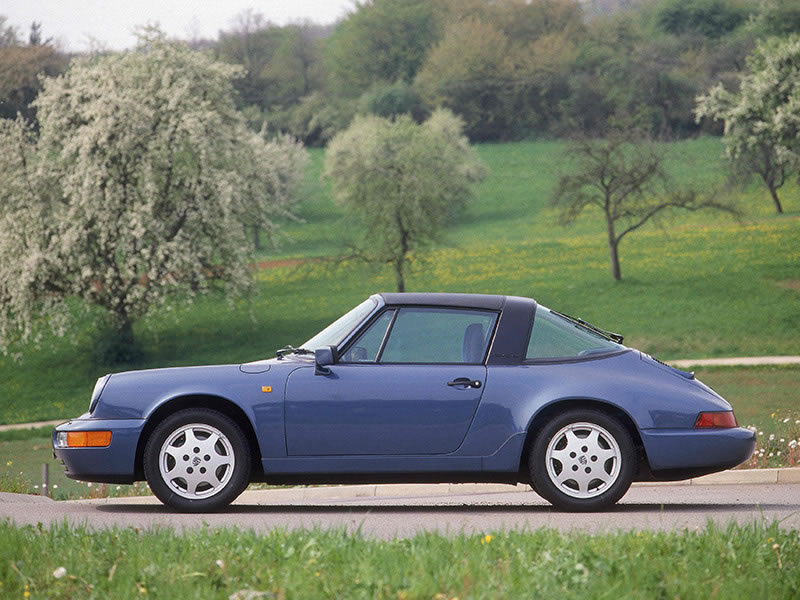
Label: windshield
xmin=302 ymin=297 xmax=378 ymax=351
xmin=526 ymin=306 xmax=623 ymax=360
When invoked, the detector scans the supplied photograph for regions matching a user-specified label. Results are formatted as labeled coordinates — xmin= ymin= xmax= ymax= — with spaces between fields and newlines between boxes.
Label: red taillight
xmin=694 ymin=411 xmax=737 ymax=428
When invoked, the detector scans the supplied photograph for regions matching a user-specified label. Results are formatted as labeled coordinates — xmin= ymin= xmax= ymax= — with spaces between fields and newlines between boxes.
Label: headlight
xmin=89 ymin=374 xmax=111 ymax=412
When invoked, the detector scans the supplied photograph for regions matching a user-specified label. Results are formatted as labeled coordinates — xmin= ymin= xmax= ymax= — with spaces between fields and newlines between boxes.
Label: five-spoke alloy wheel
xmin=530 ymin=409 xmax=636 ymax=511
xmin=144 ymin=409 xmax=251 ymax=512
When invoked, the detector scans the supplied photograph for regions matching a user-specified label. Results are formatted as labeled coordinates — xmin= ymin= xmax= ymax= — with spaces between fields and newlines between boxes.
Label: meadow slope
xmin=0 ymin=137 xmax=798 ymax=425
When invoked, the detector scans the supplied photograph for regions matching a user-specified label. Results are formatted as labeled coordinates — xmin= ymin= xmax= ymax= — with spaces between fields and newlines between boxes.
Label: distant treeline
xmin=2 ymin=0 xmax=800 ymax=143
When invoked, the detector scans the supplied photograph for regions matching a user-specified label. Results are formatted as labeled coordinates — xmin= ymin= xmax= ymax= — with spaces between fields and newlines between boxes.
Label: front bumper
xmin=640 ymin=427 xmax=756 ymax=474
xmin=52 ymin=417 xmax=146 ymax=484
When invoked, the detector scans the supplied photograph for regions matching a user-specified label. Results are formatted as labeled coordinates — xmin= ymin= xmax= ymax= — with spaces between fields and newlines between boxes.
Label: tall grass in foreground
xmin=0 ymin=521 xmax=797 ymax=598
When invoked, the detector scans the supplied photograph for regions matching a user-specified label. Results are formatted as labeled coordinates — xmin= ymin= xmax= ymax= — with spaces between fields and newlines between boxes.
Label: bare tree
xmin=0 ymin=16 xmax=20 ymax=47
xmin=28 ymin=21 xmax=53 ymax=47
xmin=553 ymin=128 xmax=736 ymax=280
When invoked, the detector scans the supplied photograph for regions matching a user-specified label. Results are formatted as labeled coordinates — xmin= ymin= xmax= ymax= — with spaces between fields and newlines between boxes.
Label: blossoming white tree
xmin=324 ymin=109 xmax=486 ymax=292
xmin=695 ymin=36 xmax=800 ymax=214
xmin=0 ymin=30 xmax=307 ymax=360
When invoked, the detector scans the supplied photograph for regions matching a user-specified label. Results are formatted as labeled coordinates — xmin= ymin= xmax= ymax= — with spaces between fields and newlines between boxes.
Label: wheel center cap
xmin=578 ymin=455 xmax=588 ymax=465
xmin=192 ymin=457 xmax=201 ymax=466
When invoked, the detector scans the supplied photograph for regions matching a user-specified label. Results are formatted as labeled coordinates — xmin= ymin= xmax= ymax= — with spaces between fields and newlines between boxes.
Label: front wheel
xmin=530 ymin=409 xmax=636 ymax=511
xmin=143 ymin=408 xmax=251 ymax=512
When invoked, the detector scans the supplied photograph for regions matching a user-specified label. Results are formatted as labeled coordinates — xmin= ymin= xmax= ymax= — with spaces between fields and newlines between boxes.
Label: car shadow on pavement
xmin=94 ymin=502 xmax=800 ymax=514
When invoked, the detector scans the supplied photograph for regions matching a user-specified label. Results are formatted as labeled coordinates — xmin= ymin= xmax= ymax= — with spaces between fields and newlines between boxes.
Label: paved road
xmin=2 ymin=484 xmax=799 ymax=538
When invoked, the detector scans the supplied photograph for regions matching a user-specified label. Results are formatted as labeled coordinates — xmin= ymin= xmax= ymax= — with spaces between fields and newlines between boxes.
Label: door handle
xmin=447 ymin=377 xmax=482 ymax=389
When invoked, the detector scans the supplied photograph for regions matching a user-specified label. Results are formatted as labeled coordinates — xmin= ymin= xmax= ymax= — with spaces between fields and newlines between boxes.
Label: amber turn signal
xmin=694 ymin=411 xmax=737 ymax=429
xmin=66 ymin=431 xmax=112 ymax=447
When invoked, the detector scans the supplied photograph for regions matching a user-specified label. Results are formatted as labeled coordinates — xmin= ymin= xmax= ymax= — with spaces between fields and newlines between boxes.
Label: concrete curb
xmin=0 ymin=491 xmax=55 ymax=504
xmin=230 ymin=468 xmax=800 ymax=503
xmin=75 ymin=467 xmax=800 ymax=506
xmin=1 ymin=468 xmax=796 ymax=506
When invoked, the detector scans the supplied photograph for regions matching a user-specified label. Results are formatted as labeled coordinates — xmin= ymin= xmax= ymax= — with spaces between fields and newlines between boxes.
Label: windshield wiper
xmin=550 ymin=310 xmax=624 ymax=344
xmin=276 ymin=345 xmax=313 ymax=359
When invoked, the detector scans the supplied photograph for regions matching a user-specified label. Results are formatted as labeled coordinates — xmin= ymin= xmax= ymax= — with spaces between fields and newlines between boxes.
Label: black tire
xmin=529 ymin=409 xmax=636 ymax=511
xmin=143 ymin=408 xmax=251 ymax=512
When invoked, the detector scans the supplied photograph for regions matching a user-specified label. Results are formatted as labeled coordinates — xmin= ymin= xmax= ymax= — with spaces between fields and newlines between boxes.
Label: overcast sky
xmin=4 ymin=0 xmax=356 ymax=52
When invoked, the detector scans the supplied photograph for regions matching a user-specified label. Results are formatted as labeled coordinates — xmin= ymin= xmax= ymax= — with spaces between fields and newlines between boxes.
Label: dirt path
xmin=253 ymin=258 xmax=311 ymax=270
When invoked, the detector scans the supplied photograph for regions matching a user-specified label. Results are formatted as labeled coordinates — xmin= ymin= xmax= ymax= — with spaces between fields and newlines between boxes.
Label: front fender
xmin=90 ymin=362 xmax=301 ymax=459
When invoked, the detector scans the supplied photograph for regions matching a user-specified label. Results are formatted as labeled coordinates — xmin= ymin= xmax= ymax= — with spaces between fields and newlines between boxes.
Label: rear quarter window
xmin=526 ymin=307 xmax=622 ymax=360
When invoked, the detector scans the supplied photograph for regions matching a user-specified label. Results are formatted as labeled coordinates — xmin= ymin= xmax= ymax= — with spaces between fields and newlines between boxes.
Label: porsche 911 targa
xmin=54 ymin=293 xmax=755 ymax=512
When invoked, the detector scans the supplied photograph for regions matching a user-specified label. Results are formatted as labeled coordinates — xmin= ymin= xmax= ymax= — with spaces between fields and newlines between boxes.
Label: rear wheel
xmin=530 ymin=409 xmax=635 ymax=511
xmin=144 ymin=408 xmax=251 ymax=512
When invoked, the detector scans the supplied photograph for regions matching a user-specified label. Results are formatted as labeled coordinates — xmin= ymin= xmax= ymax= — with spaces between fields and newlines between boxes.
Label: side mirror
xmin=315 ymin=345 xmax=336 ymax=375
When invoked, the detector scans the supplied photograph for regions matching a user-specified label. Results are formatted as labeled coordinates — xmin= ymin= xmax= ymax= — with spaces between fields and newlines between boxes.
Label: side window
xmin=380 ymin=308 xmax=497 ymax=364
xmin=526 ymin=307 xmax=622 ymax=360
xmin=340 ymin=310 xmax=395 ymax=363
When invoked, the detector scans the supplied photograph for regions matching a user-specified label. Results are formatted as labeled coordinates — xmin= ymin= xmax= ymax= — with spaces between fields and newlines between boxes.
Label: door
xmin=285 ymin=307 xmax=498 ymax=456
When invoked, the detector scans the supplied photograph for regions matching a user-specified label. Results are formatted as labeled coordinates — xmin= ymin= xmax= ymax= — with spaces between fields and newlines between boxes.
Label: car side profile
xmin=53 ymin=293 xmax=755 ymax=512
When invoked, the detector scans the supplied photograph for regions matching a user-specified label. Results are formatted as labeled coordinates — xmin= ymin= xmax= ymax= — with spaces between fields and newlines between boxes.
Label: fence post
xmin=41 ymin=463 xmax=49 ymax=498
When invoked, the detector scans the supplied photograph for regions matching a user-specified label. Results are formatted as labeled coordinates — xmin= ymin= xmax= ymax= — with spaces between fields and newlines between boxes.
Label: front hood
xmin=91 ymin=358 xmax=309 ymax=420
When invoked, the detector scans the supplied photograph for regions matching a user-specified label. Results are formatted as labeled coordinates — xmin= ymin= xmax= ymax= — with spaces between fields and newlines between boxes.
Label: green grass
xmin=265 ymin=137 xmax=798 ymax=258
xmin=0 ymin=521 xmax=797 ymax=599
xmin=0 ymin=137 xmax=798 ymax=426
xmin=0 ymin=433 xmax=152 ymax=500
xmin=697 ymin=366 xmax=800 ymax=432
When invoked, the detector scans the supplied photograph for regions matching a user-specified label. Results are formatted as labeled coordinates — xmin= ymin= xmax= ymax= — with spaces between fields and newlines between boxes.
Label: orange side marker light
xmin=66 ymin=431 xmax=112 ymax=447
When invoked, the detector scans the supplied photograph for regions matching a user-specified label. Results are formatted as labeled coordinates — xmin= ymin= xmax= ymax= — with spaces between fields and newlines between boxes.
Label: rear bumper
xmin=640 ymin=427 xmax=756 ymax=474
xmin=52 ymin=418 xmax=146 ymax=484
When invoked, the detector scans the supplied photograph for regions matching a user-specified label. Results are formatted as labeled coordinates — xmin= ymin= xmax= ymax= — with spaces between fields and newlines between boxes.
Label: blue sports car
xmin=53 ymin=293 xmax=755 ymax=512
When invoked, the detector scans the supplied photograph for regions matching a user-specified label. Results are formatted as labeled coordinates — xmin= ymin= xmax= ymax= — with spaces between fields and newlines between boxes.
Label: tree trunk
xmin=103 ymin=311 xmax=141 ymax=364
xmin=605 ymin=213 xmax=622 ymax=281
xmin=117 ymin=317 xmax=135 ymax=347
xmin=609 ymin=241 xmax=621 ymax=281
xmin=768 ymin=184 xmax=784 ymax=214
xmin=395 ymin=213 xmax=409 ymax=292
xmin=252 ymin=225 xmax=261 ymax=250
xmin=394 ymin=257 xmax=405 ymax=293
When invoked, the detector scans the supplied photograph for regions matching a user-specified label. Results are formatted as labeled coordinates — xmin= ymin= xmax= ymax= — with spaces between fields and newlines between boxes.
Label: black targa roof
xmin=379 ymin=292 xmax=507 ymax=310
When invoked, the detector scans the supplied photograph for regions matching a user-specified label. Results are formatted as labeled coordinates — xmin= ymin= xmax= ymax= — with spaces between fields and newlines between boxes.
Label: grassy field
xmin=0 ymin=137 xmax=797 ymax=428
xmin=0 ymin=426 xmax=151 ymax=500
xmin=0 ymin=521 xmax=797 ymax=599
